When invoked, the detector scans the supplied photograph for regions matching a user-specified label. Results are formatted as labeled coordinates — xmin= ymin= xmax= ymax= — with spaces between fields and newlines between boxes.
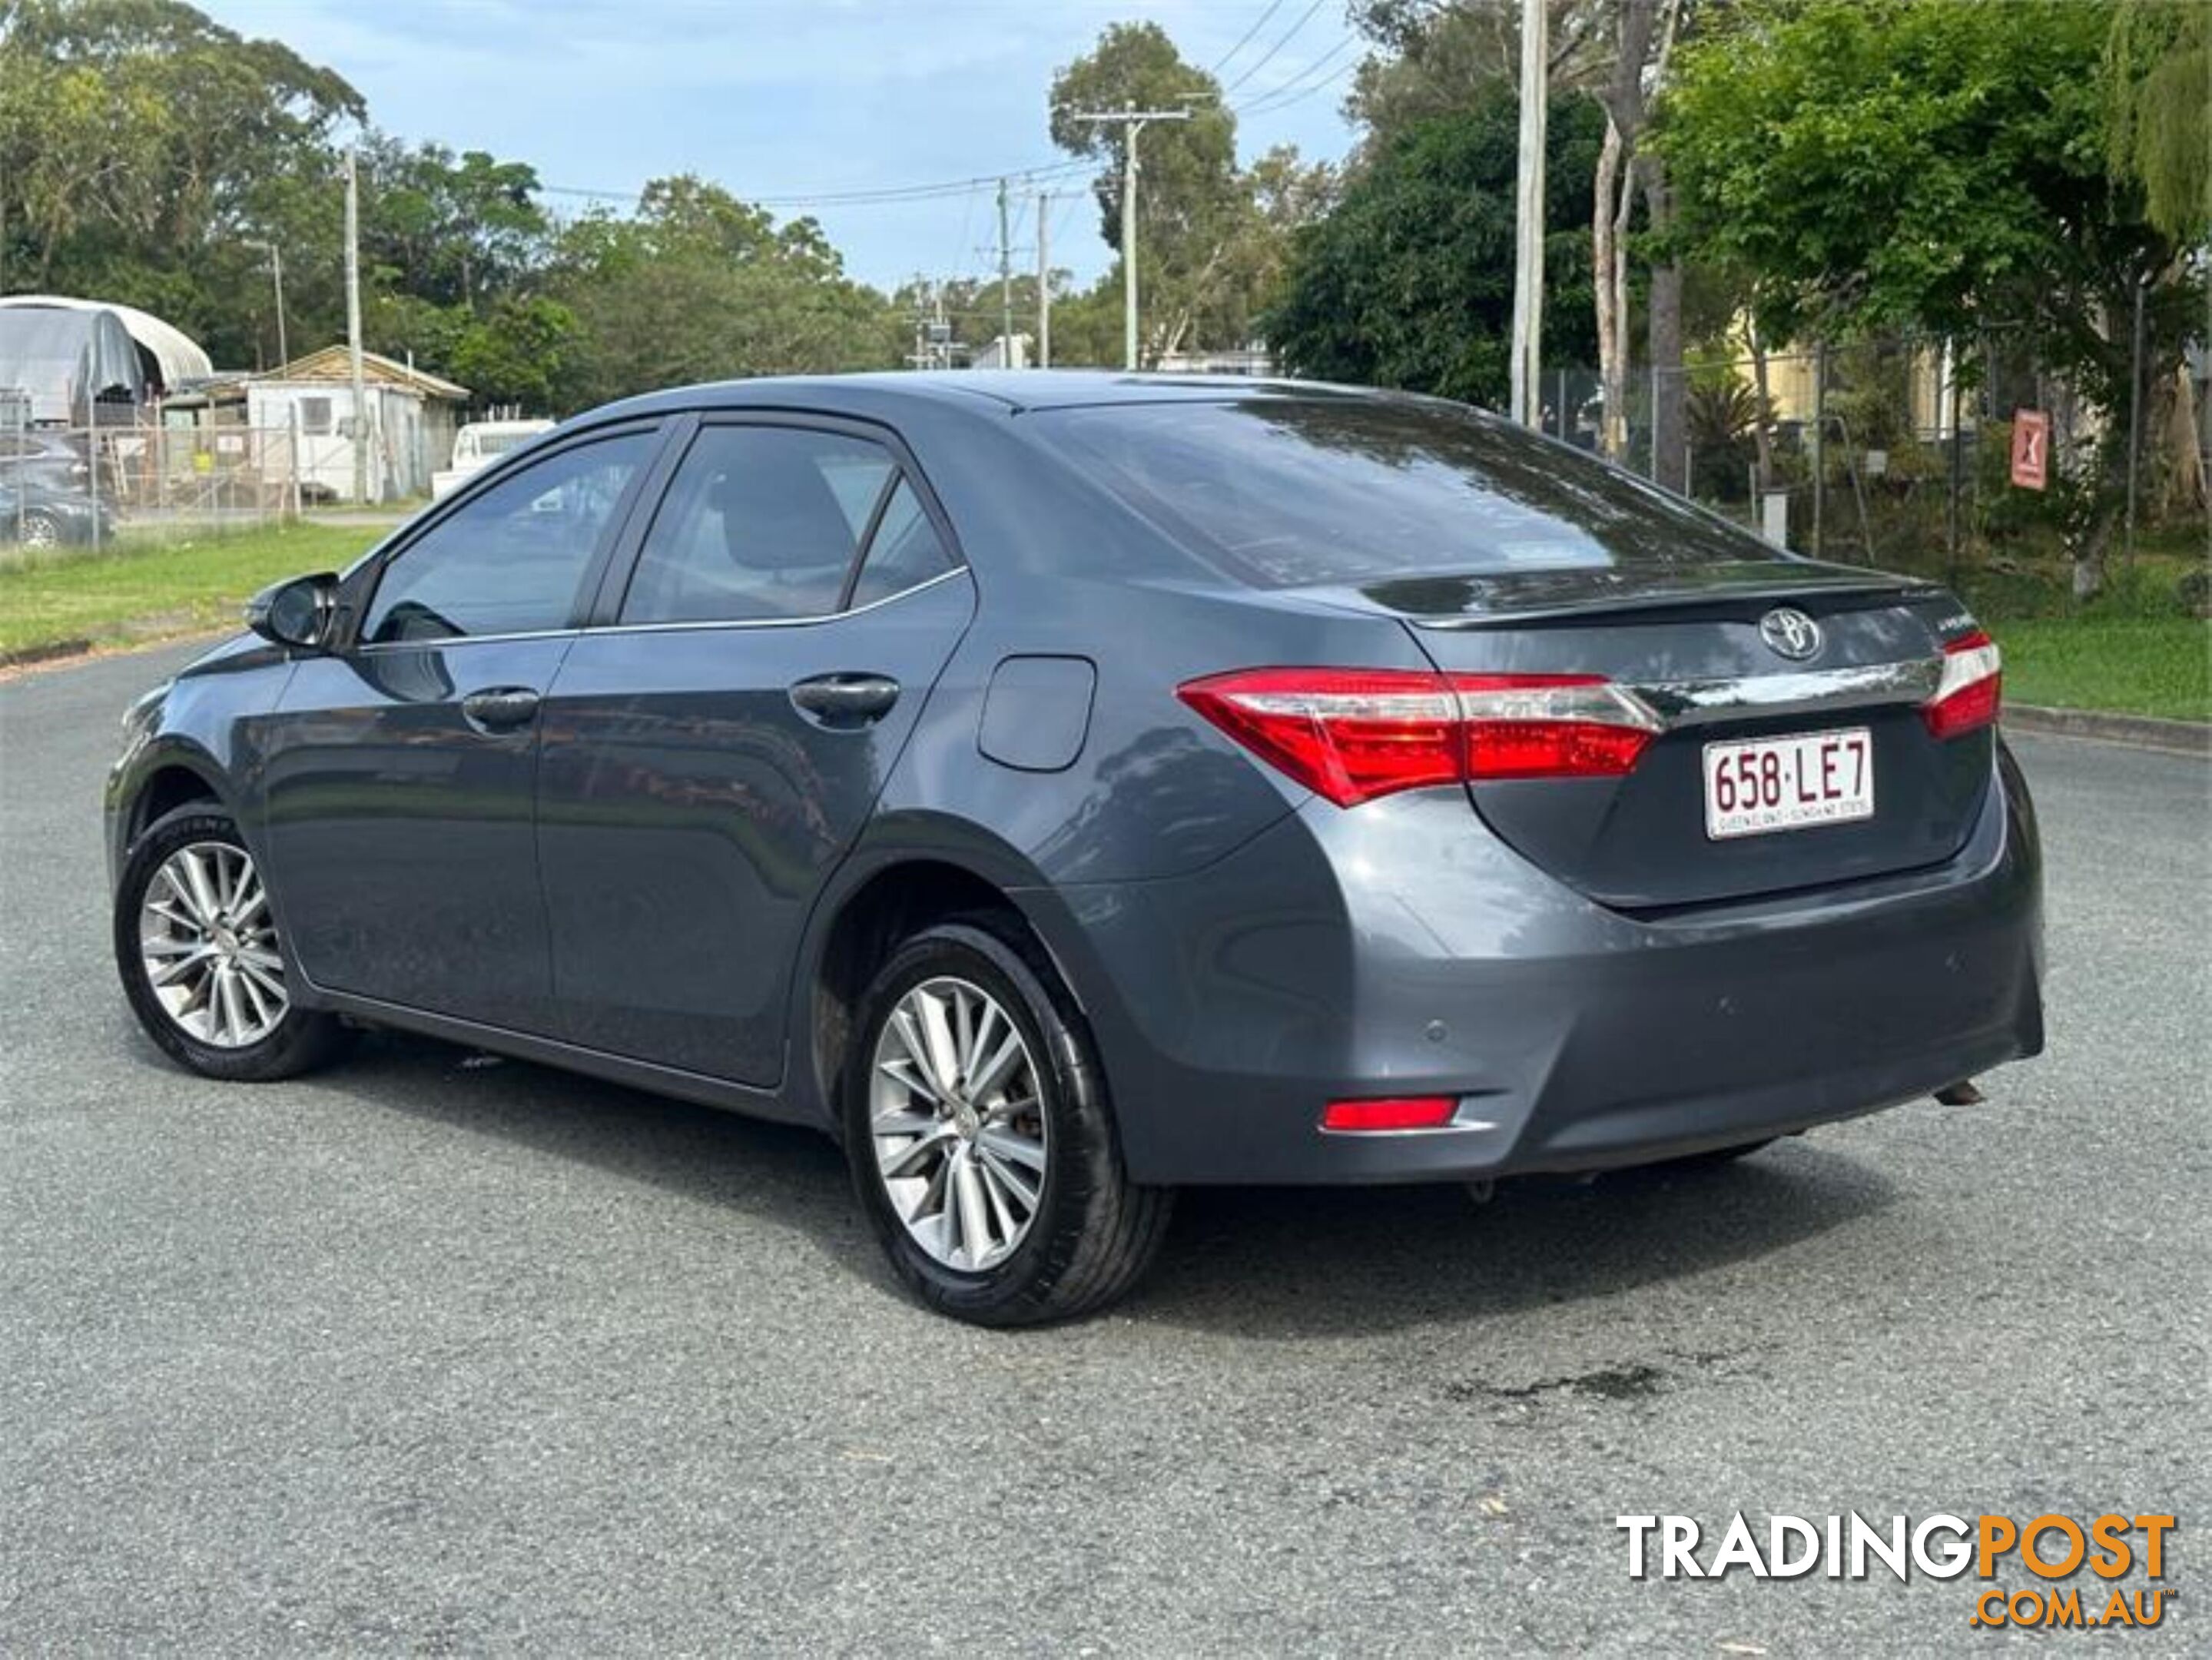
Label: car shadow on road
xmin=1133 ymin=1154 xmax=1898 ymax=1339
xmin=257 ymin=1028 xmax=1899 ymax=1340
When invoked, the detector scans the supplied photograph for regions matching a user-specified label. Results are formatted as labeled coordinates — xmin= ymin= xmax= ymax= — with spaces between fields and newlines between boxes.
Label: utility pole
xmin=344 ymin=148 xmax=369 ymax=505
xmin=996 ymin=178 xmax=1014 ymax=366
xmin=1508 ymin=0 xmax=1548 ymax=426
xmin=1073 ymin=103 xmax=1190 ymax=370
xmin=244 ymin=238 xmax=288 ymax=370
xmin=1036 ymin=190 xmax=1052 ymax=370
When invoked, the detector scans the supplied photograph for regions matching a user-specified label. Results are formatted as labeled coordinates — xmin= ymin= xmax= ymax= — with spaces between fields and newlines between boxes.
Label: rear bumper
xmin=1020 ymin=746 xmax=2043 ymax=1185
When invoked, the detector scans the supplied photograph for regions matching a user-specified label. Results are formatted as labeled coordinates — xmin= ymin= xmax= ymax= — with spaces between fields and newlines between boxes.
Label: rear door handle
xmin=788 ymin=672 xmax=900 ymax=726
xmin=459 ymin=686 xmax=542 ymax=733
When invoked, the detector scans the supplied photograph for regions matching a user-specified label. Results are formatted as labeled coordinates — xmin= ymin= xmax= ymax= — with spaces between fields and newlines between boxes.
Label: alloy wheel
xmin=138 ymin=840 xmax=290 ymax=1048
xmin=869 ymin=975 xmax=1050 ymax=1273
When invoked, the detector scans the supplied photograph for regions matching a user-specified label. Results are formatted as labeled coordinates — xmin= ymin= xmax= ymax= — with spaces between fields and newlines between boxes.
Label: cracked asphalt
xmin=3 ymin=639 xmax=2207 ymax=1656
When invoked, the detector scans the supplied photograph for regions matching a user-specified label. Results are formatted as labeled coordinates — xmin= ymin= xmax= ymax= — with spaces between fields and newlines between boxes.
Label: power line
xmin=1235 ymin=42 xmax=1362 ymax=117
xmin=537 ymin=157 xmax=1095 ymax=211
xmin=1219 ymin=0 xmax=1327 ymax=96
xmin=1207 ymin=0 xmax=1285 ymax=78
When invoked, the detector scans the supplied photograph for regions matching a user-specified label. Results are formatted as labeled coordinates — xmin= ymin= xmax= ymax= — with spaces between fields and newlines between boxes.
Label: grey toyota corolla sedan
xmin=107 ymin=374 xmax=2044 ymax=1323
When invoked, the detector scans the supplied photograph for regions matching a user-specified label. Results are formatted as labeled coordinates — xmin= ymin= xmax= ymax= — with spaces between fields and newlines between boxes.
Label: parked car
xmin=0 ymin=428 xmax=123 ymax=513
xmin=104 ymin=374 xmax=2045 ymax=1324
xmin=1 ymin=475 xmax=109 ymax=546
xmin=430 ymin=417 xmax=555 ymax=499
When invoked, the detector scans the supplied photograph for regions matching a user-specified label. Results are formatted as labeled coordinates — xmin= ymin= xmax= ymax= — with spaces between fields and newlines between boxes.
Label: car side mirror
xmin=245 ymin=571 xmax=338 ymax=651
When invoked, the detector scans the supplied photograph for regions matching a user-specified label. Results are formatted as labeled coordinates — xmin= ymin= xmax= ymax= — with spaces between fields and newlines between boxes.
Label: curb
xmin=2004 ymin=705 xmax=2211 ymax=757
xmin=0 ymin=637 xmax=94 ymax=670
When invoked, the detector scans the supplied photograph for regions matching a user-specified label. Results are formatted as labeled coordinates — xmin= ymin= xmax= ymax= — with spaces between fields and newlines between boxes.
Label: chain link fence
xmin=1 ymin=420 xmax=315 ymax=551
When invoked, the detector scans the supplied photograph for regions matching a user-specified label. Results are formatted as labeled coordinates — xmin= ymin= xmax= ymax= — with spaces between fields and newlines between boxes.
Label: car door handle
xmin=788 ymin=672 xmax=901 ymax=726
xmin=459 ymin=686 xmax=542 ymax=733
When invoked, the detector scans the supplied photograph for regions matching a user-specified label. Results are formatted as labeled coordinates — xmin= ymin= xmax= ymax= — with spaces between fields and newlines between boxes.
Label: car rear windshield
xmin=1035 ymin=397 xmax=1782 ymax=588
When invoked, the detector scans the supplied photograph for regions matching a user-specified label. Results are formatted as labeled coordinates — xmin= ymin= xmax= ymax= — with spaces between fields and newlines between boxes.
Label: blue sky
xmin=197 ymin=0 xmax=1365 ymax=290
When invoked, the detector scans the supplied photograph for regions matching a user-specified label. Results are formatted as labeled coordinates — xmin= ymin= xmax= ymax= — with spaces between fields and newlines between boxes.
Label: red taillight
xmin=1322 ymin=1095 xmax=1459 ymax=1132
xmin=1923 ymin=630 xmax=2002 ymax=740
xmin=1177 ymin=668 xmax=1659 ymax=806
xmin=1450 ymin=675 xmax=1661 ymax=780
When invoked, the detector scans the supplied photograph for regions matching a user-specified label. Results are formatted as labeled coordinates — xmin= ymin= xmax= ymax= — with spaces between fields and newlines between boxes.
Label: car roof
xmin=583 ymin=370 xmax=1391 ymax=426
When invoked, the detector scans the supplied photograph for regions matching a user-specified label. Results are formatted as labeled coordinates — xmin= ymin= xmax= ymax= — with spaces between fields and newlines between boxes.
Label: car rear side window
xmin=621 ymin=427 xmax=895 ymax=625
xmin=361 ymin=431 xmax=652 ymax=645
xmin=847 ymin=479 xmax=957 ymax=609
xmin=1037 ymin=398 xmax=1786 ymax=587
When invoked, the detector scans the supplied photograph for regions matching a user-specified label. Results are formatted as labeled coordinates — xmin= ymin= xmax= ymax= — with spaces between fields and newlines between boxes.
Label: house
xmin=161 ymin=347 xmax=470 ymax=502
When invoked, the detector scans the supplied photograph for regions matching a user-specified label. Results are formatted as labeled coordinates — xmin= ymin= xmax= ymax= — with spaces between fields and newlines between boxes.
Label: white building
xmin=163 ymin=347 xmax=470 ymax=502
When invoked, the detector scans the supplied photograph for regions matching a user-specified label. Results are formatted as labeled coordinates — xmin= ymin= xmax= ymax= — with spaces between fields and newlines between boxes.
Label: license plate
xmin=1703 ymin=728 xmax=1873 ymax=840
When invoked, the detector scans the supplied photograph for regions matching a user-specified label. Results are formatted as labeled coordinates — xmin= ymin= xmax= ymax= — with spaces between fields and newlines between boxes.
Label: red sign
xmin=2010 ymin=410 xmax=2050 ymax=491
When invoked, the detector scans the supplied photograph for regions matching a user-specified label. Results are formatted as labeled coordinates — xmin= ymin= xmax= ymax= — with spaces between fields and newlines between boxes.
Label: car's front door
xmin=257 ymin=424 xmax=664 ymax=1031
xmin=535 ymin=417 xmax=975 ymax=1084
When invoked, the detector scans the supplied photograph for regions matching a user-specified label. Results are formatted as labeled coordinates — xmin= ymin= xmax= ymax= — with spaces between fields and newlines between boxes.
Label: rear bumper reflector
xmin=1321 ymin=1096 xmax=1462 ymax=1133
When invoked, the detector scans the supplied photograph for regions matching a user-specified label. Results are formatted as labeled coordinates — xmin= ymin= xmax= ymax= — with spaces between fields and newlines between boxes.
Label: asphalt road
xmin=3 ymin=641 xmax=2207 ymax=1658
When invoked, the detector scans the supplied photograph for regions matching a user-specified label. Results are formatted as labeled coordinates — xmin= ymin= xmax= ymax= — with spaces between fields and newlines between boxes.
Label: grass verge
xmin=1987 ymin=617 xmax=2210 ymax=723
xmin=0 ymin=523 xmax=383 ymax=658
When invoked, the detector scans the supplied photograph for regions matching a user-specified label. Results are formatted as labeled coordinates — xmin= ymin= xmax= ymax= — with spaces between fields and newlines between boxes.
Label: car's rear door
xmin=534 ymin=413 xmax=975 ymax=1085
xmin=257 ymin=422 xmax=665 ymax=1032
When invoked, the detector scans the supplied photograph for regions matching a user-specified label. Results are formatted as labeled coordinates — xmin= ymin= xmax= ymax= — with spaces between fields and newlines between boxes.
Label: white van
xmin=431 ymin=418 xmax=556 ymax=500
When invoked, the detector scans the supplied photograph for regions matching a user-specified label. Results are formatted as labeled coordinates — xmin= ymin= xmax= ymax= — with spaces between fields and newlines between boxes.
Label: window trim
xmin=339 ymin=418 xmax=671 ymax=653
xmin=582 ymin=565 xmax=968 ymax=640
xmin=590 ymin=409 xmax=967 ymax=632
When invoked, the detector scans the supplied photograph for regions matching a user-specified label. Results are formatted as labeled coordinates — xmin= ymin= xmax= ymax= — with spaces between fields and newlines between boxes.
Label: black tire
xmin=114 ymin=805 xmax=348 ymax=1081
xmin=17 ymin=510 xmax=60 ymax=549
xmin=841 ymin=917 xmax=1173 ymax=1326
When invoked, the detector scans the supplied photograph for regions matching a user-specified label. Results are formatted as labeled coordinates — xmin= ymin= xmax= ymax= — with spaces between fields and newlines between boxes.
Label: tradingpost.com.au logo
xmin=1619 ymin=1512 xmax=2177 ymax=1632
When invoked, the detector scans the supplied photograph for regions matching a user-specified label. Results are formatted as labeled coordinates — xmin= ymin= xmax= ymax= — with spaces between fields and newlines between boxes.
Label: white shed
xmin=163 ymin=347 xmax=470 ymax=502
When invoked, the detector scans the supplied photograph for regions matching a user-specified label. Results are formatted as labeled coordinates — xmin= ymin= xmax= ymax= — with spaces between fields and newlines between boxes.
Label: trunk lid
xmin=1318 ymin=562 xmax=1995 ymax=911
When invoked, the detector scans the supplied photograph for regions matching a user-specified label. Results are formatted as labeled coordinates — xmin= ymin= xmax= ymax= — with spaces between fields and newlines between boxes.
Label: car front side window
xmin=618 ymin=426 xmax=896 ymax=626
xmin=360 ymin=430 xmax=654 ymax=646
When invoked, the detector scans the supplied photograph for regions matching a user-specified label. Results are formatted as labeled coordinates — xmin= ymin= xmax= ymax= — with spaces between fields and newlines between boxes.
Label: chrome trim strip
xmin=350 ymin=567 xmax=970 ymax=654
xmin=1627 ymin=657 xmax=1943 ymax=729
xmin=589 ymin=566 xmax=969 ymax=637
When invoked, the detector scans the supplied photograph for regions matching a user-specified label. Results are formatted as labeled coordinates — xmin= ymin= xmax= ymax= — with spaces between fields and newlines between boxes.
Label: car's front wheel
xmin=114 ymin=805 xmax=347 ymax=1081
xmin=842 ymin=918 xmax=1172 ymax=1326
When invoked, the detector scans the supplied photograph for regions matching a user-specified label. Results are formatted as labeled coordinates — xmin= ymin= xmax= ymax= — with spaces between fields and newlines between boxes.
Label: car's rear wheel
xmin=15 ymin=510 xmax=60 ymax=549
xmin=842 ymin=918 xmax=1172 ymax=1326
xmin=114 ymin=805 xmax=347 ymax=1081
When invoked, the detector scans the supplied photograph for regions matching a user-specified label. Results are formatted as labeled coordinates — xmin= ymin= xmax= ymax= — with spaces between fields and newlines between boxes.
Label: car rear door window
xmin=361 ymin=430 xmax=654 ymax=645
xmin=620 ymin=427 xmax=896 ymax=625
xmin=846 ymin=479 xmax=957 ymax=609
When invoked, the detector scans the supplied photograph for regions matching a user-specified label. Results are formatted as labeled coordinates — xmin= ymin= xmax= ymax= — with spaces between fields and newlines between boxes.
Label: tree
xmin=448 ymin=296 xmax=575 ymax=413
xmin=1047 ymin=21 xmax=1322 ymax=361
xmin=2103 ymin=0 xmax=2209 ymax=514
xmin=358 ymin=136 xmax=549 ymax=311
xmin=1345 ymin=2 xmax=1687 ymax=470
xmin=0 ymin=0 xmax=363 ymax=362
xmin=1265 ymin=86 xmax=1603 ymax=406
xmin=1657 ymin=0 xmax=2194 ymax=591
xmin=1346 ymin=0 xmax=1606 ymax=150
xmin=1588 ymin=0 xmax=1683 ymax=469
xmin=2104 ymin=0 xmax=2210 ymax=247
xmin=546 ymin=178 xmax=900 ymax=409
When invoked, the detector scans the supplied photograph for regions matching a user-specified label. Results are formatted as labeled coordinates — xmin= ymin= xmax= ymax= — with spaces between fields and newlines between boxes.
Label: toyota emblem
xmin=1759 ymin=606 xmax=1824 ymax=662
